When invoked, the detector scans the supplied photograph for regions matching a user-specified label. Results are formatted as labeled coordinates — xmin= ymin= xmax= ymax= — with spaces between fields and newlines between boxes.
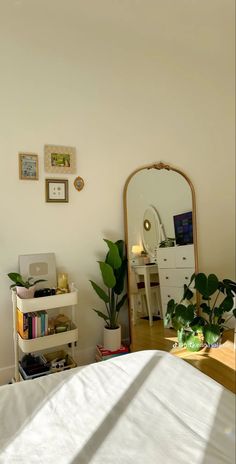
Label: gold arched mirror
xmin=123 ymin=162 xmax=198 ymax=351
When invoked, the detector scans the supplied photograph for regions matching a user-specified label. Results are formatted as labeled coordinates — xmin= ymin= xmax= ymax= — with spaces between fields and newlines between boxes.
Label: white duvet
xmin=0 ymin=350 xmax=235 ymax=463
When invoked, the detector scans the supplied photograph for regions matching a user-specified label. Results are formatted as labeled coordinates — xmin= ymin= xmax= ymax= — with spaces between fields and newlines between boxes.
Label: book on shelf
xmin=17 ymin=309 xmax=49 ymax=340
xmin=96 ymin=344 xmax=129 ymax=361
xmin=17 ymin=309 xmax=28 ymax=339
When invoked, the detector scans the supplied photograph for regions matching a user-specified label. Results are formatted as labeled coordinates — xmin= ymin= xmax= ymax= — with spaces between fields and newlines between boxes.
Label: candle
xmin=57 ymin=272 xmax=68 ymax=289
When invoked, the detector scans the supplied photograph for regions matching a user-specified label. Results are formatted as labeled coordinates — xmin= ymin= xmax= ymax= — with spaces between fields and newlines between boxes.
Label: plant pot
xmin=16 ymin=286 xmax=35 ymax=299
xmin=103 ymin=325 xmax=121 ymax=351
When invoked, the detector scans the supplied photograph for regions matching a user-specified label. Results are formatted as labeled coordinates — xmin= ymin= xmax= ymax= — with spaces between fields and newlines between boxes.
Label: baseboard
xmin=0 ymin=365 xmax=15 ymax=386
xmin=76 ymin=346 xmax=97 ymax=366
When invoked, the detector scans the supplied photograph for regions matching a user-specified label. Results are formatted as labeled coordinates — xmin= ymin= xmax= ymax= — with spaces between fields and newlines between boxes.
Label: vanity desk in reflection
xmin=131 ymin=263 xmax=160 ymax=326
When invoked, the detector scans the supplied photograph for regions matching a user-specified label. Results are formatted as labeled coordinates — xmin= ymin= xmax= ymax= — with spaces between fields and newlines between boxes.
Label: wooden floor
xmin=131 ymin=319 xmax=236 ymax=393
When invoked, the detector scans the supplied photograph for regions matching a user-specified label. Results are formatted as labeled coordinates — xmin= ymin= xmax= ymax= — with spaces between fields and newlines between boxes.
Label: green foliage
xmin=166 ymin=272 xmax=236 ymax=351
xmin=8 ymin=272 xmax=46 ymax=289
xmin=90 ymin=239 xmax=127 ymax=329
xmin=185 ymin=334 xmax=202 ymax=352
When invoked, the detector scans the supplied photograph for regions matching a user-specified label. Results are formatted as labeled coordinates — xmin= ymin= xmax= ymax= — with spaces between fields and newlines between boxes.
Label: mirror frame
xmin=123 ymin=161 xmax=199 ymax=347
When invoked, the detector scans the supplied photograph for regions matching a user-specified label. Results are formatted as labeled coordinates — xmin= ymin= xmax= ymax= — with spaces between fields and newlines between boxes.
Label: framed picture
xmin=44 ymin=145 xmax=76 ymax=174
xmin=19 ymin=153 xmax=38 ymax=180
xmin=45 ymin=179 xmax=69 ymax=203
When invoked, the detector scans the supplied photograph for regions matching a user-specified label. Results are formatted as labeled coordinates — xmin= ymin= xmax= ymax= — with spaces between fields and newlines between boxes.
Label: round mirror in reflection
xmin=143 ymin=219 xmax=151 ymax=231
xmin=142 ymin=205 xmax=165 ymax=257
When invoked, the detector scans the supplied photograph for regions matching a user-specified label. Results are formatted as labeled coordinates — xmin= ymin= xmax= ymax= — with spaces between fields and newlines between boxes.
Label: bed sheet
xmin=0 ymin=350 xmax=235 ymax=463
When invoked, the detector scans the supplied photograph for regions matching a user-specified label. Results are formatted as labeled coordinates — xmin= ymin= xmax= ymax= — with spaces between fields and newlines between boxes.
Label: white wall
xmin=0 ymin=0 xmax=235 ymax=383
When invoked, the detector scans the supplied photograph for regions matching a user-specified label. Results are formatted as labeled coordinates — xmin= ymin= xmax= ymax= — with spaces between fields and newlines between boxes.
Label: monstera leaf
xmin=203 ymin=324 xmax=221 ymax=346
xmin=195 ymin=273 xmax=219 ymax=298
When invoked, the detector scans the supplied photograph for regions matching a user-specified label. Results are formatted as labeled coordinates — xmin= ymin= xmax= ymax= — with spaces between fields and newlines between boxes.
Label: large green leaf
xmin=177 ymin=328 xmax=186 ymax=347
xmin=115 ymin=239 xmax=126 ymax=259
xmin=166 ymin=299 xmax=176 ymax=317
xmin=116 ymin=293 xmax=127 ymax=312
xmin=200 ymin=303 xmax=211 ymax=315
xmin=114 ymin=260 xmax=127 ymax=295
xmin=8 ymin=272 xmax=25 ymax=286
xmin=213 ymin=307 xmax=224 ymax=319
xmin=92 ymin=309 xmax=109 ymax=322
xmin=183 ymin=285 xmax=194 ymax=301
xmin=203 ymin=324 xmax=221 ymax=346
xmin=90 ymin=280 xmax=109 ymax=303
xmin=172 ymin=316 xmax=183 ymax=331
xmin=175 ymin=304 xmax=195 ymax=326
xmin=221 ymin=279 xmax=236 ymax=297
xmin=99 ymin=262 xmax=116 ymax=288
xmin=104 ymin=240 xmax=121 ymax=270
xmin=186 ymin=335 xmax=202 ymax=352
xmin=195 ymin=273 xmax=219 ymax=298
xmin=189 ymin=316 xmax=206 ymax=332
xmin=219 ymin=295 xmax=234 ymax=312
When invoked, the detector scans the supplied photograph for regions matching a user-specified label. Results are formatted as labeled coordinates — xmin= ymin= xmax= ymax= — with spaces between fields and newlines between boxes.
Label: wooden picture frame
xmin=44 ymin=145 xmax=76 ymax=174
xmin=19 ymin=153 xmax=38 ymax=180
xmin=45 ymin=179 xmax=69 ymax=203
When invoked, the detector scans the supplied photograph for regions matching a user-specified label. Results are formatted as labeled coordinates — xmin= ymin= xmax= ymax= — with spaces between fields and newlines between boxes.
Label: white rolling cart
xmin=12 ymin=289 xmax=78 ymax=381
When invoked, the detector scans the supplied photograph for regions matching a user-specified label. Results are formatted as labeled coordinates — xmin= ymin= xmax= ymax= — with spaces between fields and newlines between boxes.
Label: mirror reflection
xmin=124 ymin=162 xmax=197 ymax=351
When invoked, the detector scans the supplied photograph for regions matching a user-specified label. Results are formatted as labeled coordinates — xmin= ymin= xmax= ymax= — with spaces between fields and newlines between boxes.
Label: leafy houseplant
xmin=8 ymin=272 xmax=46 ymax=298
xmin=159 ymin=238 xmax=175 ymax=248
xmin=90 ymin=239 xmax=127 ymax=330
xmin=165 ymin=273 xmax=236 ymax=352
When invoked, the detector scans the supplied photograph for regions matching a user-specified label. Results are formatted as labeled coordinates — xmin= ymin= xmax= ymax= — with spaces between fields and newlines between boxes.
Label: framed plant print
xmin=45 ymin=179 xmax=69 ymax=203
xmin=19 ymin=153 xmax=38 ymax=180
xmin=44 ymin=145 xmax=76 ymax=174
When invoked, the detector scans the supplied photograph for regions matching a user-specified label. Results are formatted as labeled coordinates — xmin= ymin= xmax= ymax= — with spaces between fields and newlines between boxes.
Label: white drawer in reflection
xmin=159 ymin=268 xmax=195 ymax=287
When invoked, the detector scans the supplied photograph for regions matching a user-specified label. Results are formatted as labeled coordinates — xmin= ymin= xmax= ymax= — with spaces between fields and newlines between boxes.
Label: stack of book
xmin=17 ymin=309 xmax=48 ymax=339
xmin=95 ymin=344 xmax=129 ymax=362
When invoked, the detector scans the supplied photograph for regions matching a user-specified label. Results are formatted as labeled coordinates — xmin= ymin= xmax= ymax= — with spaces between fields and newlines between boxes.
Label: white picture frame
xmin=44 ymin=144 xmax=76 ymax=174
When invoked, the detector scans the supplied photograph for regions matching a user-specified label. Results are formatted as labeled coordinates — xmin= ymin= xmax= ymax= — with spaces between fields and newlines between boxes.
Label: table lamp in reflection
xmin=131 ymin=245 xmax=143 ymax=265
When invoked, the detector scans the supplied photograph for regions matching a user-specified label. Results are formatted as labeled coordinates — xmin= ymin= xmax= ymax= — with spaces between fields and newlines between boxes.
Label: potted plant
xmin=90 ymin=239 xmax=127 ymax=351
xmin=8 ymin=272 xmax=46 ymax=299
xmin=165 ymin=273 xmax=236 ymax=351
xmin=159 ymin=237 xmax=175 ymax=247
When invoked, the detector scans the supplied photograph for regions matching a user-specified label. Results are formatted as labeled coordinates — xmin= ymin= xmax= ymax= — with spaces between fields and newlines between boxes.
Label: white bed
xmin=0 ymin=350 xmax=235 ymax=463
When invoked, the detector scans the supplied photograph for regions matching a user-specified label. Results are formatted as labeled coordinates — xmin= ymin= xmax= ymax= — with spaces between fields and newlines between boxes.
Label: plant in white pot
xmin=90 ymin=239 xmax=127 ymax=351
xmin=8 ymin=272 xmax=46 ymax=299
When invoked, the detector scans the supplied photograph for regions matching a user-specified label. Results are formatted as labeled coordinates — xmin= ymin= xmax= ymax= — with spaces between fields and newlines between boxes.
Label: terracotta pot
xmin=16 ymin=286 xmax=35 ymax=299
xmin=103 ymin=325 xmax=121 ymax=351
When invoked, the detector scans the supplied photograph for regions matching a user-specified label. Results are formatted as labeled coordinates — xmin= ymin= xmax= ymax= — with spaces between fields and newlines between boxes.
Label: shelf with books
xmin=18 ymin=324 xmax=78 ymax=353
xmin=12 ymin=289 xmax=79 ymax=381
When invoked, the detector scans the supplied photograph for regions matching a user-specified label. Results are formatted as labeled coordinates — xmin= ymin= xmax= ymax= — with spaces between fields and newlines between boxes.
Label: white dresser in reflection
xmin=156 ymin=244 xmax=195 ymax=321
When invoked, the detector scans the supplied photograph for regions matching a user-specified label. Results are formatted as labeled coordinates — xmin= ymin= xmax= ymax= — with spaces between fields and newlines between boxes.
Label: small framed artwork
xmin=44 ymin=144 xmax=76 ymax=174
xmin=45 ymin=179 xmax=69 ymax=203
xmin=19 ymin=153 xmax=39 ymax=180
xmin=74 ymin=176 xmax=84 ymax=191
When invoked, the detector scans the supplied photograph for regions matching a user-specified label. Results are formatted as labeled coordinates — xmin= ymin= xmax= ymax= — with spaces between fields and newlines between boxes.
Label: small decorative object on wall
xmin=45 ymin=179 xmax=68 ymax=203
xmin=19 ymin=153 xmax=38 ymax=180
xmin=74 ymin=176 xmax=84 ymax=191
xmin=44 ymin=144 xmax=76 ymax=174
